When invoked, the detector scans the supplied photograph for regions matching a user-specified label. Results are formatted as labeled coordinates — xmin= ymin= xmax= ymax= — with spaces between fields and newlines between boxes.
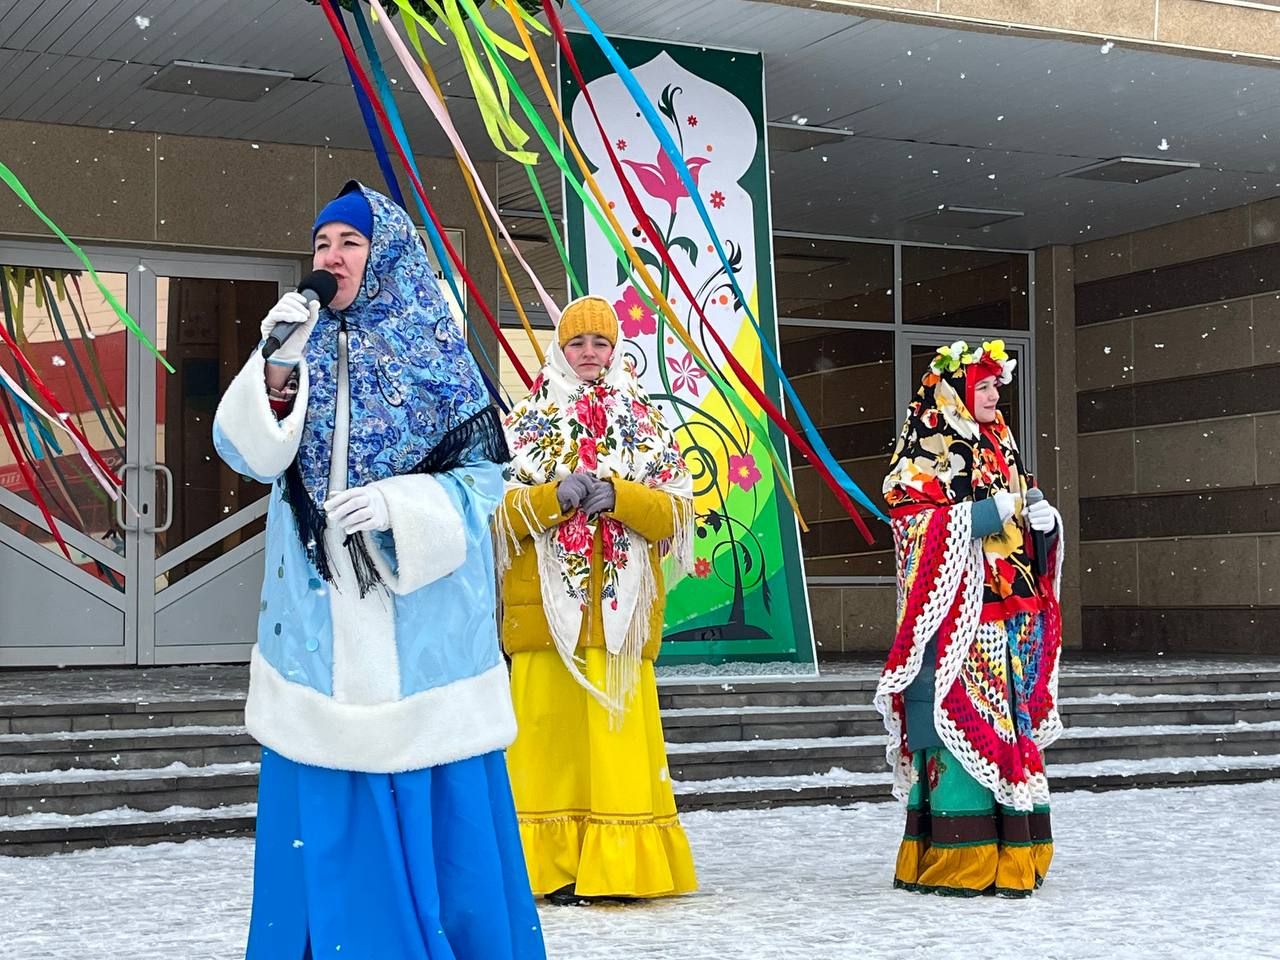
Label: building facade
xmin=2 ymin=0 xmax=1278 ymax=666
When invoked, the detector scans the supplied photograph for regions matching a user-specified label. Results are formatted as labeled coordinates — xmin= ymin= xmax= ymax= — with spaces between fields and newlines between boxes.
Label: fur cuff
xmin=245 ymin=648 xmax=516 ymax=773
xmin=363 ymin=474 xmax=466 ymax=595
xmin=212 ymin=350 xmax=310 ymax=479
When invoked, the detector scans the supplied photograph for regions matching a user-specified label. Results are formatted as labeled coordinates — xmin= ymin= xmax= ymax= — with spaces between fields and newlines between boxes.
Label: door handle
xmin=144 ymin=463 xmax=175 ymax=534
xmin=115 ymin=463 xmax=140 ymax=532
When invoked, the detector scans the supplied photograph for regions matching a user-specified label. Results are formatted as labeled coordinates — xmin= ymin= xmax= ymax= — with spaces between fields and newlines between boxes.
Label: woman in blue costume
xmin=213 ymin=181 xmax=546 ymax=959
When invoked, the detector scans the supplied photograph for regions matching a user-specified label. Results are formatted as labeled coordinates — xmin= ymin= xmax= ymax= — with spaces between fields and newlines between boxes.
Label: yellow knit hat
xmin=557 ymin=295 xmax=619 ymax=349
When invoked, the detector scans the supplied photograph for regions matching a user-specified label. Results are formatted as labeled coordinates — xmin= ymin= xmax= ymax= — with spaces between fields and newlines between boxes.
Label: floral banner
xmin=563 ymin=36 xmax=816 ymax=666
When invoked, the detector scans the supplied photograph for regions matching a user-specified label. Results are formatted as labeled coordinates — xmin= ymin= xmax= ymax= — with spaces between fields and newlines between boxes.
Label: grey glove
xmin=557 ymin=473 xmax=594 ymax=512
xmin=581 ymin=476 xmax=616 ymax=516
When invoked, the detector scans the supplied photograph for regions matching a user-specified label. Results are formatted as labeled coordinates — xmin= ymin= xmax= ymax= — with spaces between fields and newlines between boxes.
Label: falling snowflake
xmin=615 ymin=138 xmax=628 ymax=151
xmin=710 ymin=190 xmax=726 ymax=209
xmin=50 ymin=355 xmax=67 ymax=367
xmin=687 ymin=115 xmax=699 ymax=127
xmin=134 ymin=15 xmax=151 ymax=29
xmin=1100 ymin=40 xmax=1115 ymax=54
xmin=1158 ymin=138 xmax=1170 ymax=151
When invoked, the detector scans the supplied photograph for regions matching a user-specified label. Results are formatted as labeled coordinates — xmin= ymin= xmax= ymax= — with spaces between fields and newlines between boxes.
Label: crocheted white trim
xmin=873 ymin=502 xmax=977 ymax=804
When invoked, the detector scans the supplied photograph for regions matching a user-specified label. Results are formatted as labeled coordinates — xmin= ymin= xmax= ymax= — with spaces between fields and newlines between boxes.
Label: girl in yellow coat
xmin=496 ymin=295 xmax=698 ymax=904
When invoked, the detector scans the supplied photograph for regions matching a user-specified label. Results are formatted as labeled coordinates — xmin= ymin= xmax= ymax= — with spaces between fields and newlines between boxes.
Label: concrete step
xmin=662 ymin=704 xmax=885 ymax=744
xmin=661 ymin=693 xmax=1280 ymax=743
xmin=0 ymin=699 xmax=244 ymax=735
xmin=0 ymin=803 xmax=256 ymax=857
xmin=6 ymin=752 xmax=1278 ymax=853
xmin=656 ymin=671 xmax=1280 ymax=711
xmin=666 ymin=720 xmax=1280 ymax=781
xmin=0 ymin=762 xmax=259 ymax=817
xmin=0 ymin=725 xmax=258 ymax=774
xmin=5 ymin=671 xmax=1278 ymax=734
xmin=676 ymin=753 xmax=1280 ymax=811
xmin=1059 ymin=693 xmax=1280 ymax=729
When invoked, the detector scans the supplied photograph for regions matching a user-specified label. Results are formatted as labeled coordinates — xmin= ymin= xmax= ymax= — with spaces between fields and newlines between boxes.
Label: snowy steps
xmin=1 ymin=666 xmax=1279 ymax=854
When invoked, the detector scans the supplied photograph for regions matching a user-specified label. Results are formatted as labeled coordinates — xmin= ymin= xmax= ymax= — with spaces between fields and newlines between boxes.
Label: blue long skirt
xmin=245 ymin=747 xmax=546 ymax=960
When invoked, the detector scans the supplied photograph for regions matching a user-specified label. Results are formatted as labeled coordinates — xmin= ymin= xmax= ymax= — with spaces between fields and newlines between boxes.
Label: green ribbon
xmin=0 ymin=160 xmax=173 ymax=372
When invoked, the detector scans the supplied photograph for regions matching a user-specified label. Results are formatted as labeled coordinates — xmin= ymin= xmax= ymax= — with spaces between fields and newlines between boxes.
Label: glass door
xmin=899 ymin=331 xmax=1034 ymax=473
xmin=0 ymin=240 xmax=296 ymax=667
xmin=138 ymin=255 xmax=297 ymax=665
xmin=0 ymin=245 xmax=139 ymax=666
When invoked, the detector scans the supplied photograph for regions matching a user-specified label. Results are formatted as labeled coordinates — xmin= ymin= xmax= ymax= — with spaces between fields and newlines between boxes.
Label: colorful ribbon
xmin=559 ymin=0 xmax=887 ymax=527
xmin=0 ymin=160 xmax=172 ymax=374
xmin=346 ymin=0 xmax=511 ymax=406
xmin=315 ymin=0 xmax=535 ymax=389
xmin=543 ymin=1 xmax=876 ymax=541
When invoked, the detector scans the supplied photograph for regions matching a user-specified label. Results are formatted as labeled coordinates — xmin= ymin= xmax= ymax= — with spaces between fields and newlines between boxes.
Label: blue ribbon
xmin=565 ymin=0 xmax=887 ymax=522
xmin=332 ymin=4 xmax=406 ymax=210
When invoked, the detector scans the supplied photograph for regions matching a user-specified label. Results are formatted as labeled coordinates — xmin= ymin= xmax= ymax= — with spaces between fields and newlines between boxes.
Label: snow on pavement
xmin=1 ymin=781 xmax=1277 ymax=960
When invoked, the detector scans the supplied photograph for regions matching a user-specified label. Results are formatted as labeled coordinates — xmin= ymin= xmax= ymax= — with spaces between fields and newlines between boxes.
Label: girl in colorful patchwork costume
xmin=875 ymin=339 xmax=1063 ymax=898
xmin=214 ymin=182 xmax=545 ymax=958
xmin=496 ymin=294 xmax=698 ymax=905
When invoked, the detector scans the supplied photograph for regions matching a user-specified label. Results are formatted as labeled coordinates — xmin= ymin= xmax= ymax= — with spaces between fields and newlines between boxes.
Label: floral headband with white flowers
xmin=927 ymin=338 xmax=1017 ymax=384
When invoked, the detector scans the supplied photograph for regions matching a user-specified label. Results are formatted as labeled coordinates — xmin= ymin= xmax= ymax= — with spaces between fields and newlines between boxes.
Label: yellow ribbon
xmin=416 ymin=53 xmax=546 ymax=366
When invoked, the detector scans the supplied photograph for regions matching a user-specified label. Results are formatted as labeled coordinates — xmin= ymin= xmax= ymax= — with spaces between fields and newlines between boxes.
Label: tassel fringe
xmin=288 ymin=404 xmax=509 ymax=594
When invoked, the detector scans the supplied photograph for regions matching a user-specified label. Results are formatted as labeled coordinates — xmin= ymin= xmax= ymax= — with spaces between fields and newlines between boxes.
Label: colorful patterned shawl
xmin=874 ymin=357 xmax=1064 ymax=811
xmin=284 ymin=182 xmax=507 ymax=591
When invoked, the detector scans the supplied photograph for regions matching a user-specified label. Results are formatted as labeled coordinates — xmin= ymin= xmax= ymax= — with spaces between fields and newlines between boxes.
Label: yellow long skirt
xmin=506 ymin=648 xmax=698 ymax=899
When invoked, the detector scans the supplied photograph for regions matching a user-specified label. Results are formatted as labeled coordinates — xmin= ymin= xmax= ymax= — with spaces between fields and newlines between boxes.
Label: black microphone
xmin=1025 ymin=487 xmax=1048 ymax=577
xmin=262 ymin=270 xmax=339 ymax=360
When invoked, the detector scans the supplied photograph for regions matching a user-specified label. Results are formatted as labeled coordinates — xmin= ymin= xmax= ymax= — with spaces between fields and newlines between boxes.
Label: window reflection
xmin=155 ymin=276 xmax=276 ymax=587
xmin=780 ymin=325 xmax=896 ymax=577
xmin=774 ymin=236 xmax=893 ymax=324
xmin=902 ymin=246 xmax=1029 ymax=330
xmin=0 ymin=265 xmax=128 ymax=589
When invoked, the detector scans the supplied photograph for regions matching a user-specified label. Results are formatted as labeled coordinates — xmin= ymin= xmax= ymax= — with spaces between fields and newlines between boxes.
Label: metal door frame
xmin=0 ymin=238 xmax=297 ymax=666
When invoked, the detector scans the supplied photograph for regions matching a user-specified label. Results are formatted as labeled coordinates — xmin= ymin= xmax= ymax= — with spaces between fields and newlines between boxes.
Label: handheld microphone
xmin=1024 ymin=486 xmax=1048 ymax=577
xmin=262 ymin=270 xmax=339 ymax=360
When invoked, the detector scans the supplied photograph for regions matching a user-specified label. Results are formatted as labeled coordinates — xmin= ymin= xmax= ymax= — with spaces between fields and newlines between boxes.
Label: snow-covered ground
xmin=1 ymin=782 xmax=1277 ymax=960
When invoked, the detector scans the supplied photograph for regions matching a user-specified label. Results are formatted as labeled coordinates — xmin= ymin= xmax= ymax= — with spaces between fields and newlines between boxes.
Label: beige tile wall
xmin=806 ymin=585 xmax=899 ymax=655
xmin=1083 ymin=535 xmax=1278 ymax=607
xmin=0 ymin=120 xmax=501 ymax=326
xmin=1075 ymin=196 xmax=1280 ymax=286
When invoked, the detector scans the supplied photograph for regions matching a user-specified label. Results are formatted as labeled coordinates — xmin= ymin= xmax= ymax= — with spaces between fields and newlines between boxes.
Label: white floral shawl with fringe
xmin=497 ymin=343 xmax=693 ymax=719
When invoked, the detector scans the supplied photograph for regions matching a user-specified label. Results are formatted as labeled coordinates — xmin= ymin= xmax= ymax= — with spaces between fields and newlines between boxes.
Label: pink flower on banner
xmin=694 ymin=557 xmax=711 ymax=578
xmin=621 ymin=150 xmax=710 ymax=217
xmin=616 ymin=138 xmax=628 ymax=151
xmin=578 ymin=438 xmax=599 ymax=472
xmin=710 ymin=190 xmax=726 ymax=210
xmin=729 ymin=453 xmax=762 ymax=491
xmin=614 ymin=286 xmax=656 ymax=338
xmin=687 ymin=115 xmax=699 ymax=127
xmin=667 ymin=352 xmax=706 ymax=397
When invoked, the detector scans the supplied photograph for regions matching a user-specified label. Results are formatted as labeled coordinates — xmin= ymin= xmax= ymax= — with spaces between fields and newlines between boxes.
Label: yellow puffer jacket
xmin=500 ymin=477 xmax=677 ymax=660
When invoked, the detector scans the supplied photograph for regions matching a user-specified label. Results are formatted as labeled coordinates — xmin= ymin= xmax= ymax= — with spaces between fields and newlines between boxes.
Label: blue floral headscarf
xmin=284 ymin=181 xmax=507 ymax=588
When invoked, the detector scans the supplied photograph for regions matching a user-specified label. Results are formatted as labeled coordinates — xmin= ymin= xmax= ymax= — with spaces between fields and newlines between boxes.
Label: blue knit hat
xmin=313 ymin=186 xmax=373 ymax=241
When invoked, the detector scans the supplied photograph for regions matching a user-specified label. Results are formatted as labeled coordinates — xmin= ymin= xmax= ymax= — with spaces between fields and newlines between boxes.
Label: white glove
xmin=991 ymin=490 xmax=1018 ymax=524
xmin=261 ymin=291 xmax=319 ymax=367
xmin=324 ymin=485 xmax=390 ymax=536
xmin=1025 ymin=497 xmax=1057 ymax=533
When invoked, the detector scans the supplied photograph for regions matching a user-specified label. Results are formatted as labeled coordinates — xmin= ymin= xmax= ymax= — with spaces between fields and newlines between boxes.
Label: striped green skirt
xmin=894 ymin=746 xmax=1053 ymax=898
